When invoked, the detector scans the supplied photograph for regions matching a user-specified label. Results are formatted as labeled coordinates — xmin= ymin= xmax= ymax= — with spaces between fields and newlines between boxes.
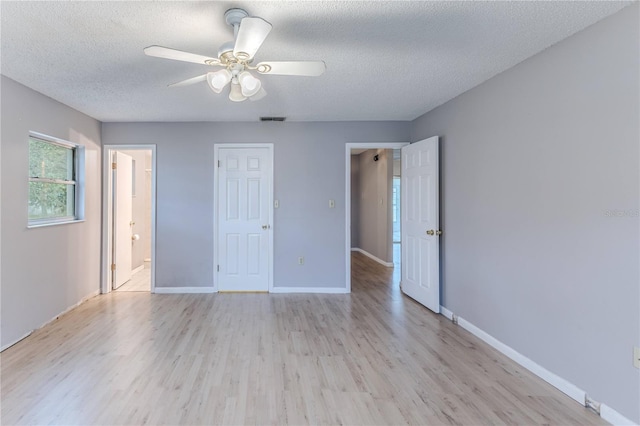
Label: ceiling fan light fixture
xmin=229 ymin=81 xmax=247 ymax=102
xmin=144 ymin=8 xmax=326 ymax=104
xmin=249 ymin=87 xmax=267 ymax=102
xmin=238 ymin=71 xmax=261 ymax=97
xmin=206 ymin=69 xmax=232 ymax=94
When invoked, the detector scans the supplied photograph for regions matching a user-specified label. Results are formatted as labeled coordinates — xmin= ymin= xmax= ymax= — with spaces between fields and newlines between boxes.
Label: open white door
xmin=401 ymin=136 xmax=440 ymax=313
xmin=113 ymin=151 xmax=133 ymax=289
xmin=217 ymin=146 xmax=272 ymax=292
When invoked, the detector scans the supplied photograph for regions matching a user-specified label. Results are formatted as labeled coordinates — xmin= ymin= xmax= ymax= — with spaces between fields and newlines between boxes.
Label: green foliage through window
xmin=28 ymin=136 xmax=78 ymax=223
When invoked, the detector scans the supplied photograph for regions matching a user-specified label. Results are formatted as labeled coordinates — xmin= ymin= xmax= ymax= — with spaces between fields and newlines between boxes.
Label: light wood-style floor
xmin=1 ymin=252 xmax=604 ymax=425
xmin=116 ymin=262 xmax=151 ymax=292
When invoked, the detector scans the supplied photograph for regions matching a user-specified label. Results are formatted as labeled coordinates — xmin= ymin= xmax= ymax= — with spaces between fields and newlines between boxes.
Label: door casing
xmin=213 ymin=144 xmax=274 ymax=292
xmin=101 ymin=145 xmax=157 ymax=294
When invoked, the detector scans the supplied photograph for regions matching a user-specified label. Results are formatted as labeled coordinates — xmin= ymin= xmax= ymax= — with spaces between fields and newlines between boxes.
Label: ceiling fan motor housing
xmin=224 ymin=8 xmax=249 ymax=27
xmin=218 ymin=9 xmax=252 ymax=62
xmin=217 ymin=41 xmax=235 ymax=60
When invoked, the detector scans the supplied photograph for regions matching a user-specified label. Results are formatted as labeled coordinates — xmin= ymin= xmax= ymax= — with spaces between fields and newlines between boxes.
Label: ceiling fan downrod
xmin=224 ymin=8 xmax=249 ymax=39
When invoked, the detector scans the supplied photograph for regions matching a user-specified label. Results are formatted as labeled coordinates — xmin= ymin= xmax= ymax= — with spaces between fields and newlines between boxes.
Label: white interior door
xmin=113 ymin=151 xmax=133 ymax=289
xmin=401 ymin=136 xmax=440 ymax=312
xmin=217 ymin=147 xmax=272 ymax=292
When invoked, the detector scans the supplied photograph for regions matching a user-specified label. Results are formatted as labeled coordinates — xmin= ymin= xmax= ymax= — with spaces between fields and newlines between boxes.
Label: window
xmin=28 ymin=133 xmax=84 ymax=226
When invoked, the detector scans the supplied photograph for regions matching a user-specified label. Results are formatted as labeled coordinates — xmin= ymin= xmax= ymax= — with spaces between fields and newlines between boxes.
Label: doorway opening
xmin=345 ymin=142 xmax=408 ymax=292
xmin=102 ymin=145 xmax=156 ymax=294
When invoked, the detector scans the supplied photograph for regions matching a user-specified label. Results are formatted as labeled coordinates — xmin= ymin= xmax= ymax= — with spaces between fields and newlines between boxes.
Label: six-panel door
xmin=217 ymin=147 xmax=272 ymax=291
xmin=401 ymin=136 xmax=440 ymax=312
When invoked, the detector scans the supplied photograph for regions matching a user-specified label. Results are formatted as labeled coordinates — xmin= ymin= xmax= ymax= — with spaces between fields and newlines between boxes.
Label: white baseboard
xmin=351 ymin=247 xmax=394 ymax=267
xmin=440 ymin=305 xmax=454 ymax=321
xmin=270 ymin=287 xmax=349 ymax=294
xmin=154 ymin=287 xmax=216 ymax=294
xmin=455 ymin=315 xmax=585 ymax=404
xmin=440 ymin=306 xmax=638 ymax=426
xmin=601 ymin=404 xmax=637 ymax=426
xmin=1 ymin=331 xmax=32 ymax=352
xmin=131 ymin=264 xmax=144 ymax=275
xmin=153 ymin=286 xmax=349 ymax=295
xmin=1 ymin=289 xmax=100 ymax=352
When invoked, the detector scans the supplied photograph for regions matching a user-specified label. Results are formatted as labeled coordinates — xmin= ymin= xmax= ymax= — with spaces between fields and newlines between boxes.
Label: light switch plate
xmin=274 ymin=199 xmax=279 ymax=208
xmin=329 ymin=199 xmax=335 ymax=208
xmin=634 ymin=347 xmax=640 ymax=369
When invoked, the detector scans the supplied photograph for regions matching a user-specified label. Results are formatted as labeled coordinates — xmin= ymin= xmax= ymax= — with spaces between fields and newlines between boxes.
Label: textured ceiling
xmin=0 ymin=1 xmax=630 ymax=122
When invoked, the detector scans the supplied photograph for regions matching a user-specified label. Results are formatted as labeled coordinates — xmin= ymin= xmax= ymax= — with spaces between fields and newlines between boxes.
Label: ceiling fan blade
xmin=168 ymin=74 xmax=207 ymax=88
xmin=144 ymin=45 xmax=220 ymax=66
xmin=233 ymin=17 xmax=272 ymax=61
xmin=255 ymin=61 xmax=326 ymax=77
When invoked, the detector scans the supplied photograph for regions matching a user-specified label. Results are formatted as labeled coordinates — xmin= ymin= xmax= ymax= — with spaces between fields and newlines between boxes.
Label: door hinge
xmin=218 ymin=160 xmax=221 ymax=168
xmin=111 ymin=263 xmax=116 ymax=271
xmin=217 ymin=265 xmax=220 ymax=272
xmin=112 ymin=162 xmax=117 ymax=169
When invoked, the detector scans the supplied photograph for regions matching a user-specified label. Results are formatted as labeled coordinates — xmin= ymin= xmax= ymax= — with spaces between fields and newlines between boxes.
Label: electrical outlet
xmin=634 ymin=347 xmax=640 ymax=369
xmin=298 ymin=256 xmax=304 ymax=265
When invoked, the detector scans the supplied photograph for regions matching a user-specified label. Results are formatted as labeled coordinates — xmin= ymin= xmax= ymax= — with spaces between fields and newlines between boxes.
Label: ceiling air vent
xmin=260 ymin=117 xmax=286 ymax=122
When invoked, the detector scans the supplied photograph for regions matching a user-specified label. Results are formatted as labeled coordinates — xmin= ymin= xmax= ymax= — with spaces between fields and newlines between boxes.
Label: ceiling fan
xmin=144 ymin=8 xmax=326 ymax=102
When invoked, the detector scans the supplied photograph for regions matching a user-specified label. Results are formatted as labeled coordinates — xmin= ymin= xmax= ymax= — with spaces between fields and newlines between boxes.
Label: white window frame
xmin=27 ymin=132 xmax=85 ymax=228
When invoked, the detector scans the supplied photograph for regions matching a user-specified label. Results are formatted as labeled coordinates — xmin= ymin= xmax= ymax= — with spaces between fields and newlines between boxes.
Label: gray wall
xmin=102 ymin=121 xmax=409 ymax=289
xmin=1 ymin=76 xmax=102 ymax=349
xmin=411 ymin=5 xmax=639 ymax=422
xmin=356 ymin=149 xmax=393 ymax=263
xmin=350 ymin=155 xmax=360 ymax=248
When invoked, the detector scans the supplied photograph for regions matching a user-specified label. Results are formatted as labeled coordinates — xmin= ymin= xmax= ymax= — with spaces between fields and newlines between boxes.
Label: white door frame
xmin=345 ymin=142 xmax=409 ymax=292
xmin=213 ymin=143 xmax=274 ymax=292
xmin=101 ymin=144 xmax=157 ymax=294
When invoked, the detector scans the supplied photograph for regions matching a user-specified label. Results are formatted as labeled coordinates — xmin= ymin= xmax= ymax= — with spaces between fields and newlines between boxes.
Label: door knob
xmin=262 ymin=224 xmax=271 ymax=230
xmin=426 ymin=230 xmax=443 ymax=236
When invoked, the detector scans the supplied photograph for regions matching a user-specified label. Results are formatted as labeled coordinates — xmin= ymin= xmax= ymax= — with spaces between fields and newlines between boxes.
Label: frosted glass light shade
xmin=206 ymin=69 xmax=232 ymax=93
xmin=229 ymin=81 xmax=247 ymax=102
xmin=249 ymin=87 xmax=267 ymax=102
xmin=238 ymin=71 xmax=261 ymax=97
